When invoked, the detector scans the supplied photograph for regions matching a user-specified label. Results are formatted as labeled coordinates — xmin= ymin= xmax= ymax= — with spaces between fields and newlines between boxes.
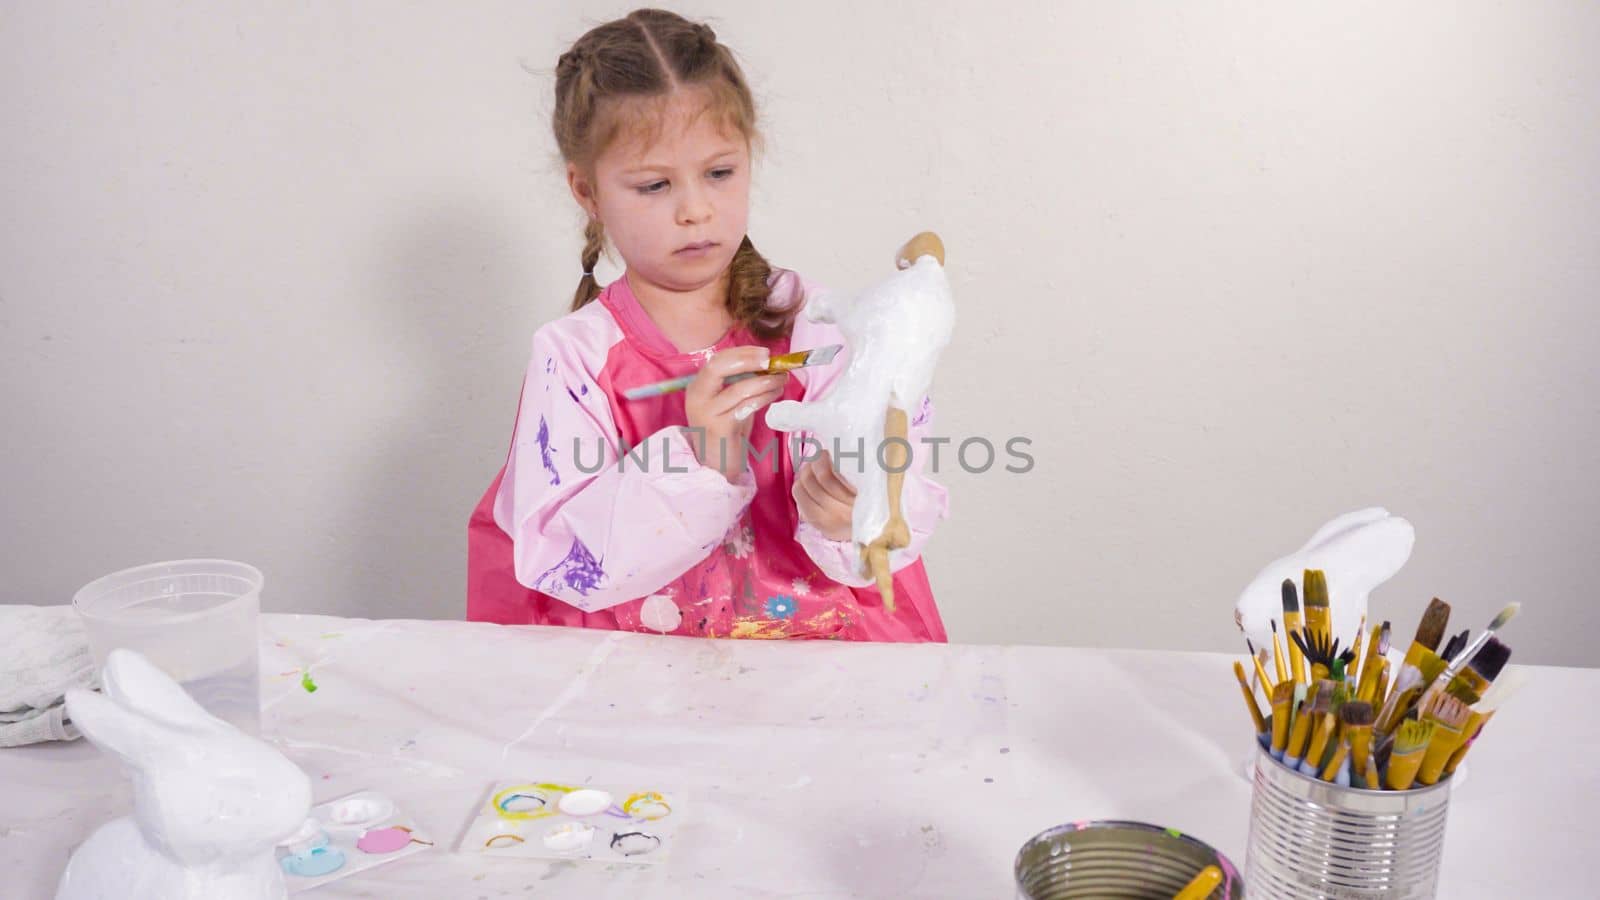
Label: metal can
xmin=1246 ymin=736 xmax=1451 ymax=898
xmin=1015 ymin=819 xmax=1242 ymax=899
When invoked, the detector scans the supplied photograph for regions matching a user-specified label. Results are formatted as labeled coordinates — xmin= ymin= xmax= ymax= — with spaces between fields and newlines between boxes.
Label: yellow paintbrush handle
xmin=1348 ymin=618 xmax=1367 ymax=684
xmin=1173 ymin=865 xmax=1223 ymax=900
xmin=1234 ymin=662 xmax=1267 ymax=734
xmin=1321 ymin=736 xmax=1351 ymax=782
xmin=1250 ymin=649 xmax=1275 ymax=695
xmin=1284 ymin=612 xmax=1307 ymax=684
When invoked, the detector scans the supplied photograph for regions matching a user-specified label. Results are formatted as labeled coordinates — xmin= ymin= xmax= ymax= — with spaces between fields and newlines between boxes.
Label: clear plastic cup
xmin=72 ymin=559 xmax=264 ymax=734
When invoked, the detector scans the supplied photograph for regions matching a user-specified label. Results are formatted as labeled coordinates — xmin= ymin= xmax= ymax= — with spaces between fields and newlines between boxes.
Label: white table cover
xmin=2 ymin=614 xmax=1590 ymax=898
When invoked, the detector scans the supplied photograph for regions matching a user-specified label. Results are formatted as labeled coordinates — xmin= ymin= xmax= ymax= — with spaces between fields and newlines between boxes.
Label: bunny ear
xmin=65 ymin=686 xmax=168 ymax=769
xmin=101 ymin=649 xmax=219 ymax=731
xmin=1328 ymin=516 xmax=1415 ymax=586
xmin=1298 ymin=508 xmax=1392 ymax=554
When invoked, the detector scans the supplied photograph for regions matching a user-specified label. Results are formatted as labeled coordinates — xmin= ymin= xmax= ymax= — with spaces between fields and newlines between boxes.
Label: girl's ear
xmin=567 ymin=163 xmax=599 ymax=219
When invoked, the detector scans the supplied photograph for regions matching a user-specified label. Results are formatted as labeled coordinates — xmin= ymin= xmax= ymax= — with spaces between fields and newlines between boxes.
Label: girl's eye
xmin=709 ymin=167 xmax=735 ymax=180
xmin=637 ymin=180 xmax=668 ymax=195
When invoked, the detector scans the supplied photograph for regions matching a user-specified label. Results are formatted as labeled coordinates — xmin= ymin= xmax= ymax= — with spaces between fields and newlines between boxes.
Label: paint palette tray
xmin=458 ymin=780 xmax=682 ymax=865
xmin=276 ymin=790 xmax=433 ymax=893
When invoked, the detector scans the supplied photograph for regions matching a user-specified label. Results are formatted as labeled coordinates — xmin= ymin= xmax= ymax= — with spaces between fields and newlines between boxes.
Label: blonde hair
xmin=553 ymin=9 xmax=792 ymax=339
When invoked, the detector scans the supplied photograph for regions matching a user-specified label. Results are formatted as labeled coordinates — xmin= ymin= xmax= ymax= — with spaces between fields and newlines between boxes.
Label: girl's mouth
xmin=675 ymin=241 xmax=717 ymax=256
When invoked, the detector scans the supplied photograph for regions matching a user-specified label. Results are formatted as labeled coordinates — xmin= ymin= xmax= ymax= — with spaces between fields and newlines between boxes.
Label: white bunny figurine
xmin=1234 ymin=508 xmax=1416 ymax=656
xmin=766 ymin=231 xmax=955 ymax=610
xmin=56 ymin=648 xmax=312 ymax=900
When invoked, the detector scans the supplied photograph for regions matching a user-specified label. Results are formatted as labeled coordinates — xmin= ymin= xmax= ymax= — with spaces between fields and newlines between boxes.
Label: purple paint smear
xmin=1218 ymin=852 xmax=1241 ymax=897
xmin=911 ymin=395 xmax=933 ymax=428
xmin=535 ymin=415 xmax=560 ymax=486
xmin=535 ymin=537 xmax=606 ymax=597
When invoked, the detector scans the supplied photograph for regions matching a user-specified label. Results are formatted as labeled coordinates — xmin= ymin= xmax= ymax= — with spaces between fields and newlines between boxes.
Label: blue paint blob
xmin=281 ymin=845 xmax=346 ymax=877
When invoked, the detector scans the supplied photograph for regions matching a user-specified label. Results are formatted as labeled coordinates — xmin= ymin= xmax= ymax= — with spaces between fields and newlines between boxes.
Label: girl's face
xmin=568 ymin=88 xmax=751 ymax=295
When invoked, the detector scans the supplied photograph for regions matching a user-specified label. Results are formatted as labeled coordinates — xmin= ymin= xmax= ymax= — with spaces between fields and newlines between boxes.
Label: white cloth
xmin=0 ymin=604 xmax=96 ymax=747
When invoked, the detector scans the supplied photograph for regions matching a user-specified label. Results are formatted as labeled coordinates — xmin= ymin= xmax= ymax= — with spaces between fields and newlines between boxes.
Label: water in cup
xmin=74 ymin=560 xmax=265 ymax=735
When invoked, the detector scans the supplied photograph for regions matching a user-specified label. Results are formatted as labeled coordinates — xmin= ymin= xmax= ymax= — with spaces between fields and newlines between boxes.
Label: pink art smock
xmin=467 ymin=268 xmax=948 ymax=641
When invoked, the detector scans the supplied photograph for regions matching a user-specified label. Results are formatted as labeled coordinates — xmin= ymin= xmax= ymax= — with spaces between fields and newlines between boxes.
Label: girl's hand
xmin=684 ymin=346 xmax=787 ymax=483
xmin=794 ymin=450 xmax=857 ymax=542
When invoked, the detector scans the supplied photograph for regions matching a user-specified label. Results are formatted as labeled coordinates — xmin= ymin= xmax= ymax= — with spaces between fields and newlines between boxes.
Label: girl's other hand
xmin=794 ymin=450 xmax=857 ymax=542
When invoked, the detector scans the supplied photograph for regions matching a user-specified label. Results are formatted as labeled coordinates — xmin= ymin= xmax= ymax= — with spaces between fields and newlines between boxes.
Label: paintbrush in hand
xmin=622 ymin=344 xmax=843 ymax=400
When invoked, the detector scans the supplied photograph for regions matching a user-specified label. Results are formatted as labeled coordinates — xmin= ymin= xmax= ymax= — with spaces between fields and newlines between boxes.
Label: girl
xmin=467 ymin=8 xmax=948 ymax=641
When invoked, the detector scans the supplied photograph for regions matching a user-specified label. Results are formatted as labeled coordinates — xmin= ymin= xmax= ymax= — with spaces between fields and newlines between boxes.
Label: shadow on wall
xmin=335 ymin=199 xmax=534 ymax=621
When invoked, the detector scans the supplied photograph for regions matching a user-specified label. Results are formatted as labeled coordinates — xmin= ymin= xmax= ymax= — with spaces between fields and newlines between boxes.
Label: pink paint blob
xmin=356 ymin=827 xmax=412 ymax=854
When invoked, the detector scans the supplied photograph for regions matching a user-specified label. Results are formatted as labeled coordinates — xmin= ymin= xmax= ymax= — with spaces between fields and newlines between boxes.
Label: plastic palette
xmin=276 ymin=790 xmax=433 ymax=892
xmin=458 ymin=780 xmax=682 ymax=865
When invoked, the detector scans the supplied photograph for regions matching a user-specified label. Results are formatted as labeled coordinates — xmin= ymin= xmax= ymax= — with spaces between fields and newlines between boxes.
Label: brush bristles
xmin=1478 ymin=667 xmax=1529 ymax=713
xmin=1395 ymin=718 xmax=1437 ymax=753
xmin=1281 ymin=578 xmax=1299 ymax=614
xmin=1489 ymin=602 xmax=1521 ymax=631
xmin=1309 ymin=680 xmax=1336 ymax=714
xmin=1272 ymin=680 xmax=1295 ymax=705
xmin=1415 ymin=597 xmax=1451 ymax=651
xmin=1302 ymin=569 xmax=1329 ymax=608
xmin=1377 ymin=621 xmax=1391 ymax=654
xmin=1339 ymin=700 xmax=1375 ymax=727
xmin=1469 ymin=637 xmax=1512 ymax=683
xmin=1292 ymin=628 xmax=1343 ymax=669
xmin=810 ymin=344 xmax=842 ymax=364
xmin=1445 ymin=681 xmax=1481 ymax=704
xmin=1424 ymin=692 xmax=1472 ymax=728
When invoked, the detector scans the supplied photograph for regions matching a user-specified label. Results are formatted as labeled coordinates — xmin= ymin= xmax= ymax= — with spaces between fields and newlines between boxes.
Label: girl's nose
xmin=676 ymin=185 xmax=713 ymax=226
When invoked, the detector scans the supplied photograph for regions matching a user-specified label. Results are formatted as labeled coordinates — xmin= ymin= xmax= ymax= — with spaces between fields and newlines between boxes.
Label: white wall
xmin=3 ymin=2 xmax=1596 ymax=665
